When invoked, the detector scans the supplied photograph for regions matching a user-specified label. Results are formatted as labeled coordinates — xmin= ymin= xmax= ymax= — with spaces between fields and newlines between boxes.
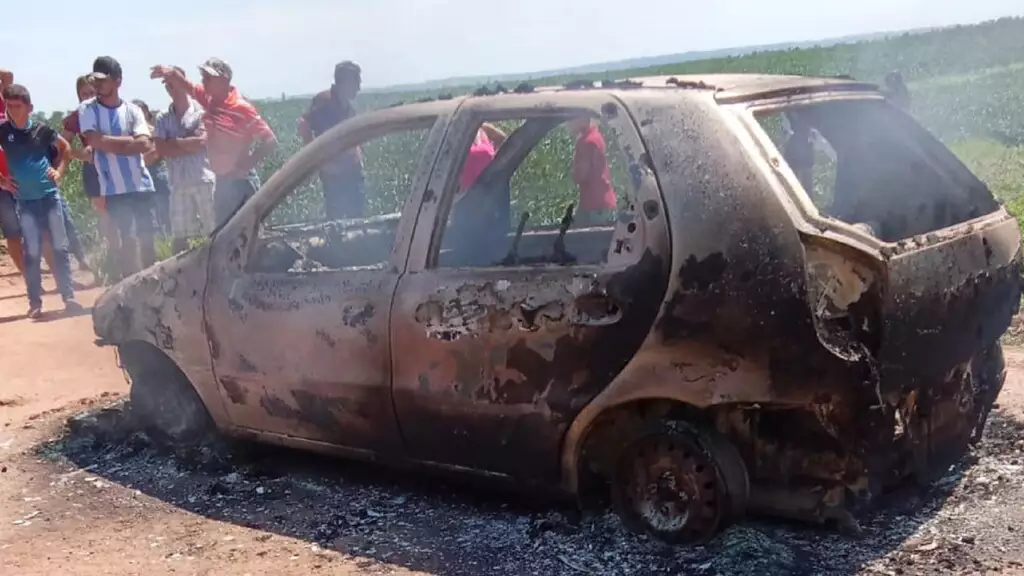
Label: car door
xmin=390 ymin=92 xmax=671 ymax=485
xmin=204 ymin=104 xmax=452 ymax=452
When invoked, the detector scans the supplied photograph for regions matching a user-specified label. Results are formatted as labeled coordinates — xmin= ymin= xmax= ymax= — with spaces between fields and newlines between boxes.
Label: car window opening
xmin=437 ymin=113 xmax=633 ymax=269
xmin=758 ymin=100 xmax=999 ymax=242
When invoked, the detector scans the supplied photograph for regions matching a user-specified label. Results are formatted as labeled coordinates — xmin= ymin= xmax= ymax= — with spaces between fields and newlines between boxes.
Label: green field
xmin=41 ymin=16 xmax=1024 ymax=263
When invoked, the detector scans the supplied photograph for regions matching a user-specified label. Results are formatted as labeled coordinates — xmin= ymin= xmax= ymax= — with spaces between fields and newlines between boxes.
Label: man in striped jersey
xmin=151 ymin=58 xmax=277 ymax=228
xmin=79 ymin=56 xmax=157 ymax=278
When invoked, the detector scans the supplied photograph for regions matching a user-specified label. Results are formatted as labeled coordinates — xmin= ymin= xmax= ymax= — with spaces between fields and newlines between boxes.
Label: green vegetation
xmin=36 ymin=16 xmax=1024 ymax=258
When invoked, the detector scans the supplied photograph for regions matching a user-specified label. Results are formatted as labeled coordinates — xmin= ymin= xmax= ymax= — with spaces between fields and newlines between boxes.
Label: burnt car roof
xmin=535 ymin=74 xmax=881 ymax=102
xmin=383 ymin=74 xmax=881 ymax=112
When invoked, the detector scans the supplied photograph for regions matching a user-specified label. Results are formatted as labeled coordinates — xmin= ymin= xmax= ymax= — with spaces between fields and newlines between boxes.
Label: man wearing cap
xmin=78 ymin=56 xmax=158 ymax=278
xmin=151 ymin=58 xmax=277 ymax=228
xmin=297 ymin=61 xmax=366 ymax=219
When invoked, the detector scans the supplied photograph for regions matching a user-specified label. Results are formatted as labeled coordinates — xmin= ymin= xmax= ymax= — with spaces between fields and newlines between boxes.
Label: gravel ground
xmin=2 ymin=398 xmax=1021 ymax=575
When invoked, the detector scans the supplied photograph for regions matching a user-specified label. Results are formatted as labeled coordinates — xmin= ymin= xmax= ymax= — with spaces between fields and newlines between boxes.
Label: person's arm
xmin=235 ymin=112 xmax=278 ymax=175
xmin=84 ymin=131 xmax=152 ymax=155
xmin=46 ymin=133 xmax=72 ymax=184
xmin=156 ymin=122 xmax=207 ymax=158
xmin=61 ymin=129 xmax=94 ymax=163
xmin=84 ymin=104 xmax=154 ymax=156
xmin=0 ymin=69 xmax=13 ymax=91
xmin=480 ymin=122 xmax=507 ymax=148
xmin=150 ymin=65 xmax=201 ymax=101
xmin=176 ymin=121 xmax=207 ymax=154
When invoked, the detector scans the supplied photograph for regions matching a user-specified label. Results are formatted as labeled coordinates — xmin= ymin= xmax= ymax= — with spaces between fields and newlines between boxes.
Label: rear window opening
xmin=755 ymin=100 xmax=999 ymax=242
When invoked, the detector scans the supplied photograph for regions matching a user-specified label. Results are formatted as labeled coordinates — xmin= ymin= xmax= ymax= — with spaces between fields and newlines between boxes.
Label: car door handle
xmin=571 ymin=292 xmax=623 ymax=326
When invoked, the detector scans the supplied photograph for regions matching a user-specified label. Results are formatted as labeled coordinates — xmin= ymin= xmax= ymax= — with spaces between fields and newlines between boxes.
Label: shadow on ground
xmin=37 ymin=403 xmax=1024 ymax=576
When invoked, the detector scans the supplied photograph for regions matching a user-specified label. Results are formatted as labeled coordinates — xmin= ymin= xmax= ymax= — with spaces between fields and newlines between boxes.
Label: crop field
xmin=36 ymin=16 xmax=1024 ymax=261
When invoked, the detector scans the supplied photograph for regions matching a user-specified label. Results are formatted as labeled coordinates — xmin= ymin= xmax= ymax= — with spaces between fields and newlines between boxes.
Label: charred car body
xmin=93 ymin=74 xmax=1022 ymax=543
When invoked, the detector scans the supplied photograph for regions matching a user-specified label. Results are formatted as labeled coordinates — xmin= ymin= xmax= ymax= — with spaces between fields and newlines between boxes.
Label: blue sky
xmin=3 ymin=0 xmax=1021 ymax=112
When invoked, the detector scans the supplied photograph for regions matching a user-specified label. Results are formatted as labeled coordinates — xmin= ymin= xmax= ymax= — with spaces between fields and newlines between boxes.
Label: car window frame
xmin=405 ymin=92 xmax=652 ymax=275
xmin=210 ymin=102 xmax=456 ymax=277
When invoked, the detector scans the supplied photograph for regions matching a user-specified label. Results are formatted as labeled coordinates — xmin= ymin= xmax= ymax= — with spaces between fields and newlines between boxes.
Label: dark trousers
xmin=57 ymin=196 xmax=87 ymax=266
xmin=322 ymin=171 xmax=366 ymax=220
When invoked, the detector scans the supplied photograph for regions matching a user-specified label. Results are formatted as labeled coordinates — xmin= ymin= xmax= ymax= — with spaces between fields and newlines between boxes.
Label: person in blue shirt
xmin=0 ymin=84 xmax=81 ymax=318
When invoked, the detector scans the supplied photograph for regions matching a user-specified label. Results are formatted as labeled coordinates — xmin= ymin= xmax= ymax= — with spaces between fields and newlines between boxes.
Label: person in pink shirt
xmin=458 ymin=123 xmax=506 ymax=195
xmin=568 ymin=117 xmax=617 ymax=224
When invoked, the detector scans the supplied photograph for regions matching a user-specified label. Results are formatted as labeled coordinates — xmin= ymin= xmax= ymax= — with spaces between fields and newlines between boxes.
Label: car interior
xmin=249 ymin=114 xmax=623 ymax=274
xmin=772 ymin=99 xmax=998 ymax=242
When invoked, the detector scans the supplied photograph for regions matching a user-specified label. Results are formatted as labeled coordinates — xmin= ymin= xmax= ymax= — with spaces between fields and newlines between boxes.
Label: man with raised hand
xmin=151 ymin=58 xmax=277 ymax=228
xmin=79 ymin=56 xmax=157 ymax=278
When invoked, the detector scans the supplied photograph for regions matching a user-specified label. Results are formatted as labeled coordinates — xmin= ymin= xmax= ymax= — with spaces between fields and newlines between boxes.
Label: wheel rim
xmin=621 ymin=435 xmax=723 ymax=541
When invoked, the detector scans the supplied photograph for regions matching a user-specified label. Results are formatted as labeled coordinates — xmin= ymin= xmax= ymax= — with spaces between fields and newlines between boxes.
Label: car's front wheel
xmin=610 ymin=420 xmax=749 ymax=544
xmin=120 ymin=343 xmax=214 ymax=447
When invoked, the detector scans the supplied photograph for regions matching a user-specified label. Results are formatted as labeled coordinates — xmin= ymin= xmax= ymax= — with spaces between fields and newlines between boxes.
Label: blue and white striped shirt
xmin=77 ymin=98 xmax=155 ymax=196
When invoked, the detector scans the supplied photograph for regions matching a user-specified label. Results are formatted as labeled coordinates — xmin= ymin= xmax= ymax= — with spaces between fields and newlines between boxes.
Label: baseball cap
xmin=91 ymin=56 xmax=123 ymax=81
xmin=199 ymin=58 xmax=233 ymax=81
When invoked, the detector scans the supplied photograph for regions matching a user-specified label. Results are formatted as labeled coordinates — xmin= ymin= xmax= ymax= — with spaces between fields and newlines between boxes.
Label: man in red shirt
xmin=567 ymin=117 xmax=617 ymax=224
xmin=0 ymin=67 xmax=25 ymax=272
xmin=151 ymin=58 xmax=277 ymax=228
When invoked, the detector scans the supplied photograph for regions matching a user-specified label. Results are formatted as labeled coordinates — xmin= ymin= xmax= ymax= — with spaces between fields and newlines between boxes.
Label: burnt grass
xmin=35 ymin=401 xmax=1024 ymax=576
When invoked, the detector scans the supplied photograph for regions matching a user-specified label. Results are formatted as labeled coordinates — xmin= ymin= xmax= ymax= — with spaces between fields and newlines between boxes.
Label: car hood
xmin=92 ymin=244 xmax=211 ymax=346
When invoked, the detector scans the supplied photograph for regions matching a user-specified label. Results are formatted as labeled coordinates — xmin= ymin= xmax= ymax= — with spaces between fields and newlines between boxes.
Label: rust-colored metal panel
xmin=202 ymin=109 xmax=452 ymax=451
xmin=392 ymin=92 xmax=671 ymax=485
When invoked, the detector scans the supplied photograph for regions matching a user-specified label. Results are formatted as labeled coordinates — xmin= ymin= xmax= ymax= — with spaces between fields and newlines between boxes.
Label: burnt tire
xmin=121 ymin=344 xmax=214 ymax=447
xmin=611 ymin=420 xmax=749 ymax=544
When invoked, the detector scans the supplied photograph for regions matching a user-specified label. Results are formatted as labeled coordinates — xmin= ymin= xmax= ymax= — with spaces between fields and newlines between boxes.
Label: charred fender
xmin=92 ymin=244 xmax=228 ymax=426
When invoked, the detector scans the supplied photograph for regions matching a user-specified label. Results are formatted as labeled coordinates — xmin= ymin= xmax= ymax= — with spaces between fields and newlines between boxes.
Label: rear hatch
xmin=748 ymin=94 xmax=1023 ymax=481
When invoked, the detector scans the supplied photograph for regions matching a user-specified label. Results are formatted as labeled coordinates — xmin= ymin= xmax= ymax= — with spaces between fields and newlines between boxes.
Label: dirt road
xmin=1 ymin=255 xmax=1024 ymax=575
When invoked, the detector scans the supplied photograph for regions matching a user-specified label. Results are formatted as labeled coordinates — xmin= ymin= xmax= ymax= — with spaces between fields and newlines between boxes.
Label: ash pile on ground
xmin=32 ymin=400 xmax=1024 ymax=575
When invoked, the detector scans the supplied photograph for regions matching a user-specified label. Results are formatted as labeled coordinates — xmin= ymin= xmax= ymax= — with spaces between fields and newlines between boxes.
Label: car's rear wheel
xmin=610 ymin=420 xmax=749 ymax=544
xmin=120 ymin=343 xmax=214 ymax=447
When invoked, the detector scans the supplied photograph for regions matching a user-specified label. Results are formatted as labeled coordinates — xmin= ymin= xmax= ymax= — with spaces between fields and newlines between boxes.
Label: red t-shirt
xmin=0 ymin=93 xmax=8 ymax=180
xmin=572 ymin=125 xmax=617 ymax=212
xmin=189 ymin=84 xmax=275 ymax=177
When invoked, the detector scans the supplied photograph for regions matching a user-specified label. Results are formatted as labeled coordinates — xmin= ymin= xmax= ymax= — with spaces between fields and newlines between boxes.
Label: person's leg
xmin=44 ymin=196 xmax=76 ymax=306
xmin=0 ymin=191 xmax=24 ymax=273
xmin=59 ymin=196 xmax=89 ymax=270
xmin=321 ymin=172 xmax=344 ymax=221
xmin=105 ymin=194 xmax=136 ymax=279
xmin=344 ymin=173 xmax=366 ymax=219
xmin=92 ymin=196 xmax=119 ymax=252
xmin=196 ymin=181 xmax=217 ymax=238
xmin=132 ymin=193 xmax=157 ymax=268
xmin=214 ymin=178 xmax=253 ymax=229
xmin=17 ymin=200 xmax=45 ymax=314
xmin=5 ymin=236 xmax=24 ymax=273
xmin=169 ymin=183 xmax=192 ymax=253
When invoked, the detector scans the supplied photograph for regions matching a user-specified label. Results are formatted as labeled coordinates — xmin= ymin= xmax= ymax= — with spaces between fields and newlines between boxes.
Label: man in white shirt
xmin=79 ymin=56 xmax=157 ymax=277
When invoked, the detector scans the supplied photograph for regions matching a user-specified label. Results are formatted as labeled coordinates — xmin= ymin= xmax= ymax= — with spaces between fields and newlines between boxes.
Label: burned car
xmin=93 ymin=74 xmax=1022 ymax=544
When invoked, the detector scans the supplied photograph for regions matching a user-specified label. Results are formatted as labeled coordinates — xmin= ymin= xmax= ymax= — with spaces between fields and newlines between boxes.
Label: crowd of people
xmin=0 ymin=56 xmax=366 ymax=318
xmin=0 ymin=53 xmax=620 ymax=319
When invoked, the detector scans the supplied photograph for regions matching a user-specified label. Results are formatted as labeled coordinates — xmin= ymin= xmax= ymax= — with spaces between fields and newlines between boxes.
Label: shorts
xmin=105 ymin=192 xmax=156 ymax=239
xmin=214 ymin=173 xmax=260 ymax=229
xmin=0 ymin=190 xmax=21 ymax=239
xmin=170 ymin=182 xmax=216 ymax=238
